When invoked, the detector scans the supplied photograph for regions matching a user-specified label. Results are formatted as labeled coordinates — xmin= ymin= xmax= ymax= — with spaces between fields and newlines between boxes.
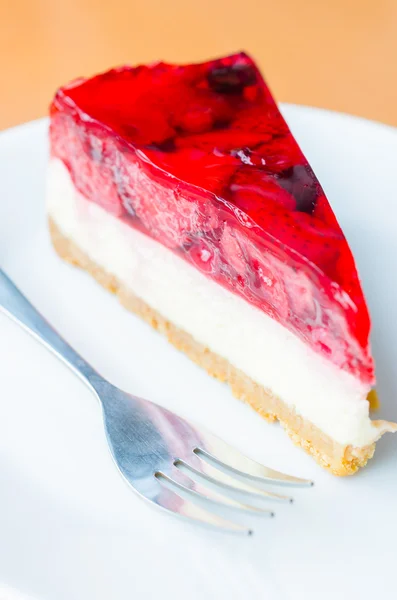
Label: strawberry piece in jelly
xmin=49 ymin=52 xmax=374 ymax=384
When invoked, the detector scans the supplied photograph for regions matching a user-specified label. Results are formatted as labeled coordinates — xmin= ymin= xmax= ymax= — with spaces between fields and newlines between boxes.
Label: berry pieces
xmin=50 ymin=52 xmax=374 ymax=383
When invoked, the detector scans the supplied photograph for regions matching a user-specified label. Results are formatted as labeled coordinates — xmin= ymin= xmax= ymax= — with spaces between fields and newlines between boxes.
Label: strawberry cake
xmin=47 ymin=52 xmax=396 ymax=475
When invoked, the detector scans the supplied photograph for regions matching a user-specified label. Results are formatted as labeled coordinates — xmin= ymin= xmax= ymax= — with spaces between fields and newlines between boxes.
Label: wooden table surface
xmin=1 ymin=0 xmax=397 ymax=131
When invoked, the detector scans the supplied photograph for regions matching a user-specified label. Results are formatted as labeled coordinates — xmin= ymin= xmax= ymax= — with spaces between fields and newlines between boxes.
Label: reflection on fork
xmin=0 ymin=267 xmax=313 ymax=535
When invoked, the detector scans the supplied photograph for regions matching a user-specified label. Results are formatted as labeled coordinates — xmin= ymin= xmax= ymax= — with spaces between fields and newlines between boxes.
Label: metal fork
xmin=0 ymin=268 xmax=312 ymax=534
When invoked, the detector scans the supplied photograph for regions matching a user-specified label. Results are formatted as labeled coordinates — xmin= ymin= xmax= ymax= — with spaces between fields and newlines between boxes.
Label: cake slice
xmin=47 ymin=52 xmax=396 ymax=475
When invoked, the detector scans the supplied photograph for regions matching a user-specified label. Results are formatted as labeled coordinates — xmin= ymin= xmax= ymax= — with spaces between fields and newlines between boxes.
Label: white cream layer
xmin=47 ymin=157 xmax=385 ymax=448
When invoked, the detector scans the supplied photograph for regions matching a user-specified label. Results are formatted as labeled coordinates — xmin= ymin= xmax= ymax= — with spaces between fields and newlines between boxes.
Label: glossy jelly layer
xmin=49 ymin=52 xmax=374 ymax=384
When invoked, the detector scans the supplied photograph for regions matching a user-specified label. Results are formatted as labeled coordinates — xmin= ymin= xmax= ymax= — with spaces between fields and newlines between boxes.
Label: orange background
xmin=1 ymin=0 xmax=397 ymax=130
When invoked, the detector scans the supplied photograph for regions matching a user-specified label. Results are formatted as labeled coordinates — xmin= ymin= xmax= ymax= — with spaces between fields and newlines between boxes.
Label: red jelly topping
xmin=50 ymin=52 xmax=374 ymax=384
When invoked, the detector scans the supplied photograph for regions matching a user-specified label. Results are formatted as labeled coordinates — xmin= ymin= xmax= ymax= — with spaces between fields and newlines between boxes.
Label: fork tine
xmin=156 ymin=468 xmax=274 ymax=516
xmin=177 ymin=459 xmax=293 ymax=503
xmin=152 ymin=481 xmax=252 ymax=535
xmin=196 ymin=436 xmax=314 ymax=487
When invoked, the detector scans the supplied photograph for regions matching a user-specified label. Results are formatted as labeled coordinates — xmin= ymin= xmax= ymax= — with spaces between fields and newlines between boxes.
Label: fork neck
xmin=0 ymin=267 xmax=99 ymax=392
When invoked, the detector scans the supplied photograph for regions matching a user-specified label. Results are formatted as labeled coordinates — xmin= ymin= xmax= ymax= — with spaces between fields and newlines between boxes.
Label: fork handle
xmin=0 ymin=268 xmax=98 ymax=389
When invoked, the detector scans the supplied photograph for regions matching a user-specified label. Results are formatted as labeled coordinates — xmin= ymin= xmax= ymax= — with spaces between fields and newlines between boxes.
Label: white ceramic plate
xmin=0 ymin=107 xmax=396 ymax=600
